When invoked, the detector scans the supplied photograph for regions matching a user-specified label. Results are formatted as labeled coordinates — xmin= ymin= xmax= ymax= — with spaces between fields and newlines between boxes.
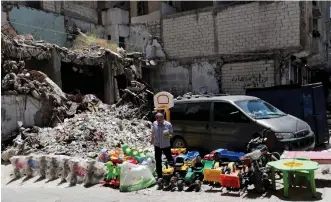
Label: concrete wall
xmin=1 ymin=95 xmax=53 ymax=139
xmin=222 ymin=60 xmax=275 ymax=95
xmin=5 ymin=4 xmax=105 ymax=47
xmin=163 ymin=11 xmax=215 ymax=58
xmin=42 ymin=1 xmax=98 ymax=24
xmin=149 ymin=59 xmax=220 ymax=96
xmin=127 ymin=21 xmax=161 ymax=52
xmin=216 ymin=2 xmax=300 ymax=54
xmin=1 ymin=6 xmax=17 ymax=36
xmin=102 ymin=8 xmax=129 ymax=46
xmin=150 ymin=59 xmax=275 ymax=96
xmin=102 ymin=8 xmax=129 ymax=26
xmin=8 ymin=7 xmax=67 ymax=46
xmin=130 ymin=1 xmax=161 ymax=23
xmin=130 ymin=1 xmax=161 ymax=18
xmin=162 ymin=1 xmax=302 ymax=59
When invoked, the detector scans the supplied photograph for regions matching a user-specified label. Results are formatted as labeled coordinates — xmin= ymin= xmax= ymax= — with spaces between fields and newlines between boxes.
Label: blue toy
xmin=214 ymin=149 xmax=244 ymax=162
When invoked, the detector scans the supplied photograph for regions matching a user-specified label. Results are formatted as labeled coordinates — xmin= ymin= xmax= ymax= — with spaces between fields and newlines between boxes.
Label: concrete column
xmin=50 ymin=49 xmax=62 ymax=88
xmin=103 ymin=55 xmax=115 ymax=104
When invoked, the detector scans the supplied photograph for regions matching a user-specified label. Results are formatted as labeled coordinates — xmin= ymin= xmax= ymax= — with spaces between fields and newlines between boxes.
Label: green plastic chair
xmin=288 ymin=158 xmax=316 ymax=196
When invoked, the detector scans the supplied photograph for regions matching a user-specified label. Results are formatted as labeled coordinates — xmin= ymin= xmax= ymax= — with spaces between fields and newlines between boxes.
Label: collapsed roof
xmin=1 ymin=34 xmax=155 ymax=76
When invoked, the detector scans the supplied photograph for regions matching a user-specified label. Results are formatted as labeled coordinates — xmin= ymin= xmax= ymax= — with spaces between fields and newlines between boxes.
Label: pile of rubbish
xmin=2 ymin=105 xmax=153 ymax=160
xmin=1 ymin=33 xmax=156 ymax=170
xmin=1 ymin=59 xmax=108 ymax=125
xmin=8 ymin=144 xmax=156 ymax=192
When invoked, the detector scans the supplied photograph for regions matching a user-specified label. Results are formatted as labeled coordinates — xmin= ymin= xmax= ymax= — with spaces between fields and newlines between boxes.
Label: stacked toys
xmin=177 ymin=155 xmax=204 ymax=192
xmin=158 ymin=149 xmax=203 ymax=191
xmin=97 ymin=144 xmax=156 ymax=191
xmin=203 ymin=148 xmax=246 ymax=193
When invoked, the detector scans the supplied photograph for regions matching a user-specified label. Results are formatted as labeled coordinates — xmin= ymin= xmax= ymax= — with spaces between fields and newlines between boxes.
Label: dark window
xmin=26 ymin=1 xmax=41 ymax=9
xmin=119 ymin=37 xmax=125 ymax=49
xmin=169 ymin=1 xmax=173 ymax=6
xmin=107 ymin=35 xmax=111 ymax=41
xmin=137 ymin=1 xmax=148 ymax=16
xmin=184 ymin=102 xmax=211 ymax=121
xmin=170 ymin=103 xmax=186 ymax=120
xmin=214 ymin=102 xmax=248 ymax=123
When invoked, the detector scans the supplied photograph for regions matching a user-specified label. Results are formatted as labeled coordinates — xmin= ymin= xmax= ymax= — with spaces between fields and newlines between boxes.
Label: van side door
xmin=210 ymin=101 xmax=252 ymax=152
xmin=171 ymin=102 xmax=212 ymax=150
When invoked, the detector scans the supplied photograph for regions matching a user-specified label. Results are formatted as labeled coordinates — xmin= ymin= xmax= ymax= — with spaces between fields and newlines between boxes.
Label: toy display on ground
xmin=8 ymin=144 xmax=156 ymax=192
xmin=7 ymin=143 xmax=325 ymax=199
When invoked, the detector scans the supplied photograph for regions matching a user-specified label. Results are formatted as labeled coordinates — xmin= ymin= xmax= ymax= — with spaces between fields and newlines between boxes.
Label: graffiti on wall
xmin=232 ymin=73 xmax=269 ymax=88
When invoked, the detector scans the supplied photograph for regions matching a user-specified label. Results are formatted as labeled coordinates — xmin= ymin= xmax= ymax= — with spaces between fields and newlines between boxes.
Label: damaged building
xmin=142 ymin=1 xmax=331 ymax=97
xmin=1 ymin=33 xmax=154 ymax=140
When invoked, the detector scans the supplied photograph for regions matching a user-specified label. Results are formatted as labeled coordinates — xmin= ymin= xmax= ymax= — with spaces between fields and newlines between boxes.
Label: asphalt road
xmin=2 ymin=163 xmax=331 ymax=202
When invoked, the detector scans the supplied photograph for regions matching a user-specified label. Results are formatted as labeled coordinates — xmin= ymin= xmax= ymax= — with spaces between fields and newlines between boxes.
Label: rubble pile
xmin=1 ymin=33 xmax=156 ymax=161
xmin=2 ymin=106 xmax=153 ymax=160
xmin=1 ymin=59 xmax=106 ymax=125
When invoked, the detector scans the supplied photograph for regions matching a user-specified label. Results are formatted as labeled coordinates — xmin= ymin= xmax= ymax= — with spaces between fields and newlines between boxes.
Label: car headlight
xmin=275 ymin=133 xmax=294 ymax=139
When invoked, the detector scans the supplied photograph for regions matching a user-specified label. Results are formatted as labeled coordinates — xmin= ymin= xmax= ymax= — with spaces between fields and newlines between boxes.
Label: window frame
xmin=170 ymin=101 xmax=212 ymax=122
xmin=212 ymin=101 xmax=250 ymax=123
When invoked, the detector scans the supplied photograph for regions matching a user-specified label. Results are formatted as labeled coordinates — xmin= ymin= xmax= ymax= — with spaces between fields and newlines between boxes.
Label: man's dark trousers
xmin=154 ymin=146 xmax=173 ymax=179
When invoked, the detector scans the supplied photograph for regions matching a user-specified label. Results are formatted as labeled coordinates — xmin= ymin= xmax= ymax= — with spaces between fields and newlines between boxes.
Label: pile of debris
xmin=1 ymin=33 xmax=156 ymax=67
xmin=1 ymin=32 xmax=157 ymax=161
xmin=1 ymin=59 xmax=107 ymax=125
xmin=1 ymin=58 xmax=154 ymax=160
xmin=2 ymin=104 xmax=153 ymax=161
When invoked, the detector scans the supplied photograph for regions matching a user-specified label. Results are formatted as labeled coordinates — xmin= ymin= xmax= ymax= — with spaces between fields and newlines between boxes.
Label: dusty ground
xmin=2 ymin=163 xmax=331 ymax=202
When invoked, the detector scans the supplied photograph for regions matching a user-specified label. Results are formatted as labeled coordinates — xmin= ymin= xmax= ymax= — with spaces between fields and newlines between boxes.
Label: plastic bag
xmin=25 ymin=155 xmax=42 ymax=177
xmin=45 ymin=155 xmax=61 ymax=180
xmin=141 ymin=157 xmax=156 ymax=173
xmin=58 ymin=155 xmax=71 ymax=182
xmin=83 ymin=160 xmax=105 ymax=186
xmin=36 ymin=155 xmax=47 ymax=178
xmin=66 ymin=158 xmax=80 ymax=186
xmin=70 ymin=159 xmax=88 ymax=184
xmin=9 ymin=156 xmax=26 ymax=178
xmin=119 ymin=162 xmax=156 ymax=192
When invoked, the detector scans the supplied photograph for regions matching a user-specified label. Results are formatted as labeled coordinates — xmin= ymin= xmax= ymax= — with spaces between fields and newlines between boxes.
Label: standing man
xmin=150 ymin=112 xmax=174 ymax=184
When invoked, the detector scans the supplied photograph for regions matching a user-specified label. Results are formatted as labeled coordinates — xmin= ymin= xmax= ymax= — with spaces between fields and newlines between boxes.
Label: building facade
xmin=142 ymin=1 xmax=331 ymax=96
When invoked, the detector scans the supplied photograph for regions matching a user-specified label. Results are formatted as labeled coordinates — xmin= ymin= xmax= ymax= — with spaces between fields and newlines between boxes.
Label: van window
xmin=184 ymin=102 xmax=211 ymax=121
xmin=214 ymin=102 xmax=248 ymax=122
xmin=170 ymin=103 xmax=186 ymax=120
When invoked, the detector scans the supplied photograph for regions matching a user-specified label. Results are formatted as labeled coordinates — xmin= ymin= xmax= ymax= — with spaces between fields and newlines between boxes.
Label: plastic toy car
xmin=177 ymin=156 xmax=204 ymax=192
xmin=157 ymin=162 xmax=175 ymax=190
xmin=171 ymin=148 xmax=187 ymax=158
xmin=158 ymin=155 xmax=191 ymax=190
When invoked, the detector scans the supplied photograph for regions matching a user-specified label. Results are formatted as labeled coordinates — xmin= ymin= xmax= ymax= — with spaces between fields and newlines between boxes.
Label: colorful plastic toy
xmin=122 ymin=144 xmax=148 ymax=162
xmin=157 ymin=155 xmax=190 ymax=190
xmin=100 ymin=161 xmax=121 ymax=188
xmin=177 ymin=156 xmax=204 ymax=192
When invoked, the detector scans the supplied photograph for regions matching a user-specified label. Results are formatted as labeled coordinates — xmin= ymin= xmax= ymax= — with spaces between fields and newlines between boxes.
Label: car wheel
xmin=172 ymin=137 xmax=187 ymax=148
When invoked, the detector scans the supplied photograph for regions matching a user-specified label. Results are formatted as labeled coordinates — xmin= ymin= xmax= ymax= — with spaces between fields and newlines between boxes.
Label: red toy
xmin=126 ymin=157 xmax=138 ymax=164
xmin=99 ymin=179 xmax=120 ymax=187
xmin=204 ymin=151 xmax=217 ymax=161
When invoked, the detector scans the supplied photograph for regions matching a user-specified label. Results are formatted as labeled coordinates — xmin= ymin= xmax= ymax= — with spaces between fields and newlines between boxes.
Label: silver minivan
xmin=169 ymin=95 xmax=315 ymax=153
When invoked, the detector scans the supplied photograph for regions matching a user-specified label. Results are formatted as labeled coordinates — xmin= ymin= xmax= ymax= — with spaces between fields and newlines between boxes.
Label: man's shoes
xmin=156 ymin=178 xmax=163 ymax=190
